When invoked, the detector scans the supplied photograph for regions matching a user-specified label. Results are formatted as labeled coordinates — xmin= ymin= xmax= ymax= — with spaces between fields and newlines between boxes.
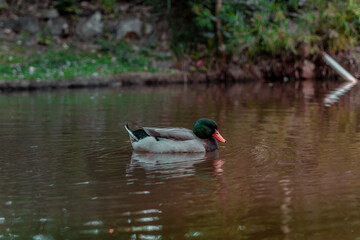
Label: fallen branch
xmin=322 ymin=52 xmax=357 ymax=83
xmin=322 ymin=52 xmax=358 ymax=106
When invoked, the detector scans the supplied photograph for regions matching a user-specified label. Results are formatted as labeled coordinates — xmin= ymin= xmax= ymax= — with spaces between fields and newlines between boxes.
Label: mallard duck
xmin=125 ymin=118 xmax=226 ymax=153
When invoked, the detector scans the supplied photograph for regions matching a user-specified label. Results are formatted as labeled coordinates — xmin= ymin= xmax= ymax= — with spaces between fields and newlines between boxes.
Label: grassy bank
xmin=0 ymin=40 xmax=166 ymax=81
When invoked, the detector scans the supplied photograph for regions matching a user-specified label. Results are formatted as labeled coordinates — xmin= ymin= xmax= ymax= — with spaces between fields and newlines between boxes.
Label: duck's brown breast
xmin=202 ymin=138 xmax=219 ymax=152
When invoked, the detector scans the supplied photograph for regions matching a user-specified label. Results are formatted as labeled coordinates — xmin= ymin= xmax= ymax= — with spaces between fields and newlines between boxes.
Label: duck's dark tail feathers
xmin=125 ymin=123 xmax=139 ymax=143
xmin=125 ymin=123 xmax=151 ymax=143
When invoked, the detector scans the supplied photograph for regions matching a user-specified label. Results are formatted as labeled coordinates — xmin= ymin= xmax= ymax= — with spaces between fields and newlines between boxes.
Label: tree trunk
xmin=215 ymin=0 xmax=226 ymax=80
xmin=216 ymin=0 xmax=225 ymax=56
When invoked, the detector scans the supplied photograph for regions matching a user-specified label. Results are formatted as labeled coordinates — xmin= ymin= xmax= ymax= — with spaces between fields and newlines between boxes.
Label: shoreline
xmin=0 ymin=72 xmax=194 ymax=91
xmin=1 ymin=51 xmax=358 ymax=92
xmin=0 ymin=69 xmax=349 ymax=92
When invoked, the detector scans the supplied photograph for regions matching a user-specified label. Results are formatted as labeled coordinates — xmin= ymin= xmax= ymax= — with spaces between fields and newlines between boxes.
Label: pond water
xmin=1 ymin=81 xmax=360 ymax=239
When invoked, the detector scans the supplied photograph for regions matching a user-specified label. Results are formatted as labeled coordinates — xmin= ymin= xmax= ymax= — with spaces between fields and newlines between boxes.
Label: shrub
xmin=165 ymin=0 xmax=360 ymax=60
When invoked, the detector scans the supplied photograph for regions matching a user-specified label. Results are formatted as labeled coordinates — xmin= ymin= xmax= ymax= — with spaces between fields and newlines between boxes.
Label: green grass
xmin=0 ymin=41 xmax=161 ymax=81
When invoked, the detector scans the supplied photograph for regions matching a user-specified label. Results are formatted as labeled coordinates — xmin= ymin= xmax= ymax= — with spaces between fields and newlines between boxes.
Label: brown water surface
xmin=1 ymin=81 xmax=360 ymax=239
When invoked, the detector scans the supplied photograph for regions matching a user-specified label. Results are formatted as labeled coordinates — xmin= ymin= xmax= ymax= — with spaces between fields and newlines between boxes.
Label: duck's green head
xmin=193 ymin=118 xmax=226 ymax=143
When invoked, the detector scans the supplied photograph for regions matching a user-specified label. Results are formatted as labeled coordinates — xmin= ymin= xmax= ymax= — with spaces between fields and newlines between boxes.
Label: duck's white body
xmin=125 ymin=126 xmax=218 ymax=153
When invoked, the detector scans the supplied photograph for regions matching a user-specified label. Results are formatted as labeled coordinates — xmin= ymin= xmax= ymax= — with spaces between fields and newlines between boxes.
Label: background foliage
xmin=163 ymin=0 xmax=360 ymax=60
xmin=3 ymin=0 xmax=360 ymax=81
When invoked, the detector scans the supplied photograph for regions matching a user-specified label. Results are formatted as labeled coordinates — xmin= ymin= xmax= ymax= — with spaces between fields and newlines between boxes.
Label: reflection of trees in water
xmin=2 ymin=83 xmax=360 ymax=238
xmin=188 ymin=81 xmax=360 ymax=239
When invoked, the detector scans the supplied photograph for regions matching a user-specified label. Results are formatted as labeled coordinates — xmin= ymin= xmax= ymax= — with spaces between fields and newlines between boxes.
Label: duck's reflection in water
xmin=127 ymin=151 xmax=220 ymax=180
xmin=121 ymin=152 xmax=223 ymax=238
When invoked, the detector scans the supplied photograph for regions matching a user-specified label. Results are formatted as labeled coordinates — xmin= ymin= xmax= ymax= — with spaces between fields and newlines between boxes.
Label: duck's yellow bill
xmin=212 ymin=129 xmax=226 ymax=143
